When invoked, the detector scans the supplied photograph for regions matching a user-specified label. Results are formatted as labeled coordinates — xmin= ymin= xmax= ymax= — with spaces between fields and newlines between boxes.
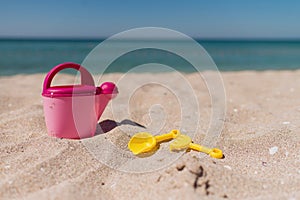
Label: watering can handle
xmin=43 ymin=62 xmax=95 ymax=91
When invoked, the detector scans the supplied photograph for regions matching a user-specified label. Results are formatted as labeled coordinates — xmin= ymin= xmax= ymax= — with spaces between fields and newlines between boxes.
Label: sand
xmin=0 ymin=71 xmax=300 ymax=200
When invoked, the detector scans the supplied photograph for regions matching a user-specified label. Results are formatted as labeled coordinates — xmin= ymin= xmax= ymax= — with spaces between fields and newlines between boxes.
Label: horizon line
xmin=1 ymin=36 xmax=300 ymax=42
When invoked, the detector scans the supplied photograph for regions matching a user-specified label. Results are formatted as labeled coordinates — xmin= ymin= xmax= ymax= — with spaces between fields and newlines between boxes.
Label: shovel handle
xmin=189 ymin=143 xmax=223 ymax=159
xmin=154 ymin=130 xmax=180 ymax=143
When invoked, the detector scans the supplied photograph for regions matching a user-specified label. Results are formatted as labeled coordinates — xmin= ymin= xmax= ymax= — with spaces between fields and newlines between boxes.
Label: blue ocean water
xmin=1 ymin=39 xmax=300 ymax=75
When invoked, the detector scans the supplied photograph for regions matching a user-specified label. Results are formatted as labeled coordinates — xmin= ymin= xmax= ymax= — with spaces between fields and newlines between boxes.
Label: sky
xmin=0 ymin=0 xmax=300 ymax=39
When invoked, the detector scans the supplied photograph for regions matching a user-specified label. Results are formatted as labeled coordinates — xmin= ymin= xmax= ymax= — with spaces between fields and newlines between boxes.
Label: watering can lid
xmin=42 ymin=82 xmax=118 ymax=97
xmin=42 ymin=85 xmax=101 ymax=97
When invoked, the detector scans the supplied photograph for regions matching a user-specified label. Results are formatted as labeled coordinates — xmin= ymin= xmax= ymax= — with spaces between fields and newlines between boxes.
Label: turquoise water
xmin=1 ymin=39 xmax=300 ymax=75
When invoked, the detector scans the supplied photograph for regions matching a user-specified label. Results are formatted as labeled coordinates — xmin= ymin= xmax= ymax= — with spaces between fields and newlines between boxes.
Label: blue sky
xmin=0 ymin=0 xmax=300 ymax=39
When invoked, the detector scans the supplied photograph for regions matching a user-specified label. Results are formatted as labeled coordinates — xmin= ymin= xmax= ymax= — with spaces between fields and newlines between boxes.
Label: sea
xmin=1 ymin=39 xmax=300 ymax=75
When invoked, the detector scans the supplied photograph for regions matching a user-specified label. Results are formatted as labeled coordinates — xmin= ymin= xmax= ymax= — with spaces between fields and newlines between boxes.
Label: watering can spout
xmin=95 ymin=82 xmax=118 ymax=120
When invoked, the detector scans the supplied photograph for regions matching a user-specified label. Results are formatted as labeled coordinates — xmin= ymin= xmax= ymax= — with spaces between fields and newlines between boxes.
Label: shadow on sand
xmin=95 ymin=119 xmax=146 ymax=135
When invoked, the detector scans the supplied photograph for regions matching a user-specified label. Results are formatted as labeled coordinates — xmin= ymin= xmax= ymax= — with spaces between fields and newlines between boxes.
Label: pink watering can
xmin=42 ymin=62 xmax=118 ymax=139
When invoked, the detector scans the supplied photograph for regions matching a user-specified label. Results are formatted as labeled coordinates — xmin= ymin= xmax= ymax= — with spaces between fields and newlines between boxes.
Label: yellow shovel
xmin=170 ymin=134 xmax=223 ymax=159
xmin=128 ymin=130 xmax=180 ymax=155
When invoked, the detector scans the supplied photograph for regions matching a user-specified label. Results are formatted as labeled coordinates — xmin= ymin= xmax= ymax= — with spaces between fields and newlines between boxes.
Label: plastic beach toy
xmin=42 ymin=62 xmax=118 ymax=139
xmin=170 ymin=134 xmax=223 ymax=159
xmin=128 ymin=130 xmax=180 ymax=155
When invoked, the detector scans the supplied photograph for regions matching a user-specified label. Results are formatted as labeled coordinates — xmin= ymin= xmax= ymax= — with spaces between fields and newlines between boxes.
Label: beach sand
xmin=1 ymin=71 xmax=300 ymax=200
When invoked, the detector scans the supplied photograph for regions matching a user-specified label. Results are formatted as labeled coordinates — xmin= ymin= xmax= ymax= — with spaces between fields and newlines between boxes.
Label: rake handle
xmin=189 ymin=143 xmax=223 ymax=159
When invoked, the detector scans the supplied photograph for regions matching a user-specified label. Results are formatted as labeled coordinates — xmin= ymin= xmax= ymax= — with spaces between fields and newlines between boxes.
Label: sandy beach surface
xmin=1 ymin=71 xmax=300 ymax=200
